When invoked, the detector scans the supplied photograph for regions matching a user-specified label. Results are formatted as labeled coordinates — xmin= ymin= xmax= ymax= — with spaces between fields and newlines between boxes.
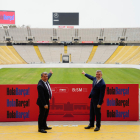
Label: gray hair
xmin=96 ymin=70 xmax=102 ymax=74
xmin=41 ymin=72 xmax=48 ymax=77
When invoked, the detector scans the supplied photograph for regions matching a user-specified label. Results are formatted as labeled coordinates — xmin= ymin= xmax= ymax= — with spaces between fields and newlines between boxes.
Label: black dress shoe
xmin=84 ymin=125 xmax=94 ymax=129
xmin=38 ymin=129 xmax=47 ymax=133
xmin=94 ymin=127 xmax=100 ymax=131
xmin=44 ymin=126 xmax=52 ymax=130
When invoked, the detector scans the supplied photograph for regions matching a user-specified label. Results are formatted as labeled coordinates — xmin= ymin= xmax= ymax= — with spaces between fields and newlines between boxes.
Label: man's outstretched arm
xmin=48 ymin=69 xmax=53 ymax=80
xmin=82 ymin=71 xmax=94 ymax=80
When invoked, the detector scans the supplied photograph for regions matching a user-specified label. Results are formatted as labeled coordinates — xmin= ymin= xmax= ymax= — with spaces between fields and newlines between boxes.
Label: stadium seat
xmin=34 ymin=46 xmax=45 ymax=63
xmin=0 ymin=29 xmax=5 ymax=42
xmin=105 ymin=46 xmax=140 ymax=65
xmin=13 ymin=45 xmax=41 ymax=64
xmin=91 ymin=45 xmax=118 ymax=64
xmin=31 ymin=28 xmax=53 ymax=42
xmin=67 ymin=45 xmax=93 ymax=63
xmin=104 ymin=28 xmax=123 ymax=43
xmin=0 ymin=46 xmax=27 ymax=64
xmin=86 ymin=46 xmax=98 ymax=63
xmin=38 ymin=45 xmax=64 ymax=63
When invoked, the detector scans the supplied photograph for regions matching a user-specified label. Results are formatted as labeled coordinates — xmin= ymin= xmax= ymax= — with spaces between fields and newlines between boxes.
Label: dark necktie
xmin=93 ymin=80 xmax=97 ymax=88
xmin=46 ymin=82 xmax=52 ymax=99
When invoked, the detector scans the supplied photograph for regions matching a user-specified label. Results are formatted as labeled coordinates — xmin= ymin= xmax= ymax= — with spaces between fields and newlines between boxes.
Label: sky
xmin=0 ymin=0 xmax=140 ymax=28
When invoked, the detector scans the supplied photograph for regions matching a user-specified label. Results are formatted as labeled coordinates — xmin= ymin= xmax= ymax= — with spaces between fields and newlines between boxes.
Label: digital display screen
xmin=0 ymin=11 xmax=15 ymax=24
xmin=53 ymin=13 xmax=79 ymax=25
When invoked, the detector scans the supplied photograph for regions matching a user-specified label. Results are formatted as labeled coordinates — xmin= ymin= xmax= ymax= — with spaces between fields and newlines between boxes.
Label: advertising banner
xmin=0 ymin=11 xmax=15 ymax=24
xmin=37 ymin=41 xmax=49 ymax=43
xmin=67 ymin=26 xmax=74 ymax=28
xmin=0 ymin=84 xmax=139 ymax=122
xmin=82 ymin=41 xmax=93 ymax=43
xmin=58 ymin=26 xmax=65 ymax=28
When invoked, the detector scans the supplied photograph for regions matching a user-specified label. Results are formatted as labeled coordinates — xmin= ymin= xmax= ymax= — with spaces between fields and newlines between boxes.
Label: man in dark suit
xmin=37 ymin=70 xmax=53 ymax=133
xmin=82 ymin=70 xmax=106 ymax=131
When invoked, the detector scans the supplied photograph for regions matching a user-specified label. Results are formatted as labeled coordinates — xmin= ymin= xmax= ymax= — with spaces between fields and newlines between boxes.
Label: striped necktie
xmin=46 ymin=82 xmax=52 ymax=99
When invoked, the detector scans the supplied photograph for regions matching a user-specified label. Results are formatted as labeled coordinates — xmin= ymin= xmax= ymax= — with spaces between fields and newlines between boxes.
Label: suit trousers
xmin=38 ymin=105 xmax=49 ymax=130
xmin=89 ymin=98 xmax=101 ymax=128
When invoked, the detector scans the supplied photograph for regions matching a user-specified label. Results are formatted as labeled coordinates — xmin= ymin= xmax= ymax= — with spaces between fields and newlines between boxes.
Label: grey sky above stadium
xmin=0 ymin=0 xmax=140 ymax=28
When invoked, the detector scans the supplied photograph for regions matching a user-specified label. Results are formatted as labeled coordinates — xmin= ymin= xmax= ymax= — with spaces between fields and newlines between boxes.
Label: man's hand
xmin=82 ymin=71 xmax=85 ymax=75
xmin=44 ymin=105 xmax=48 ymax=109
xmin=97 ymin=104 xmax=101 ymax=108
xmin=50 ymin=69 xmax=53 ymax=74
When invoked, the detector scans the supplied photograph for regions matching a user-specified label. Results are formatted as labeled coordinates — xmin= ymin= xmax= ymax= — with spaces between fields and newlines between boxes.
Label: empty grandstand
xmin=90 ymin=45 xmax=118 ymax=64
xmin=13 ymin=45 xmax=40 ymax=64
xmin=0 ymin=45 xmax=26 ymax=64
xmin=0 ymin=27 xmax=140 ymax=65
xmin=105 ymin=46 xmax=140 ymax=65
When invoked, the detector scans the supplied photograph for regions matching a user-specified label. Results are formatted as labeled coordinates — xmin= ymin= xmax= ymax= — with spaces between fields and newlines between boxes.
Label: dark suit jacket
xmin=85 ymin=73 xmax=106 ymax=105
xmin=36 ymin=73 xmax=52 ymax=107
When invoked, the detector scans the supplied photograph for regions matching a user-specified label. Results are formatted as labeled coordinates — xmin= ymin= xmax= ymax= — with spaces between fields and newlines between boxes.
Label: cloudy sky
xmin=0 ymin=0 xmax=140 ymax=28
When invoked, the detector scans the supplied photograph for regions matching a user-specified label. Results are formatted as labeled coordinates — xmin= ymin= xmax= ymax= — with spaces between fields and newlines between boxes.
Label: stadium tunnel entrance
xmin=62 ymin=55 xmax=69 ymax=63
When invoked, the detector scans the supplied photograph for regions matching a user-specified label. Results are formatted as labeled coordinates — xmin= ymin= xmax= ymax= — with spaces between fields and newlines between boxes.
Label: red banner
xmin=0 ymin=11 xmax=15 ymax=24
xmin=67 ymin=26 xmax=74 ymax=28
xmin=58 ymin=26 xmax=65 ymax=28
xmin=37 ymin=41 xmax=49 ymax=43
xmin=0 ymin=84 xmax=139 ymax=122
xmin=82 ymin=41 xmax=93 ymax=43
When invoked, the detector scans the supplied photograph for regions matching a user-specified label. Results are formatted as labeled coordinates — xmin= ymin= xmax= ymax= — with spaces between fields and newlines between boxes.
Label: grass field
xmin=0 ymin=68 xmax=140 ymax=87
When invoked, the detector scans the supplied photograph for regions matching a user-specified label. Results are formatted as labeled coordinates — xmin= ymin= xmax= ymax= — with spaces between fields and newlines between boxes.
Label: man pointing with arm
xmin=37 ymin=70 xmax=53 ymax=133
xmin=82 ymin=70 xmax=106 ymax=131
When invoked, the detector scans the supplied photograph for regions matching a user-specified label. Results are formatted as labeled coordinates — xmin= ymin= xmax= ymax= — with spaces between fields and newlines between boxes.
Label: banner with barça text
xmin=0 ymin=84 xmax=139 ymax=122
xmin=0 ymin=11 xmax=15 ymax=24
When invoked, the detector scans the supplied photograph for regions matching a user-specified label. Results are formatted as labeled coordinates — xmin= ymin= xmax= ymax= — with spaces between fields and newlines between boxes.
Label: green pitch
xmin=0 ymin=68 xmax=140 ymax=87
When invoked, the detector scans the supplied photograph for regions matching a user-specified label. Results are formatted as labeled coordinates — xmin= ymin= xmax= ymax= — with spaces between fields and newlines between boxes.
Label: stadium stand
xmin=34 ymin=46 xmax=45 ymax=63
xmin=64 ymin=46 xmax=67 ymax=54
xmin=126 ymin=28 xmax=140 ymax=43
xmin=0 ymin=27 xmax=140 ymax=43
xmin=38 ymin=45 xmax=64 ymax=63
xmin=0 ymin=29 xmax=5 ymax=42
xmin=106 ymin=46 xmax=131 ymax=64
xmin=0 ymin=46 xmax=12 ymax=64
xmin=86 ymin=46 xmax=98 ymax=63
xmin=0 ymin=46 xmax=26 ymax=64
xmin=90 ymin=45 xmax=118 ymax=64
xmin=31 ymin=28 xmax=53 ymax=42
xmin=7 ymin=46 xmax=27 ymax=64
xmin=119 ymin=46 xmax=140 ymax=64
xmin=105 ymin=46 xmax=140 ymax=65
xmin=78 ymin=28 xmax=101 ymax=42
xmin=57 ymin=28 xmax=75 ymax=42
xmin=67 ymin=45 xmax=93 ymax=63
xmin=0 ymin=28 xmax=140 ymax=65
xmin=128 ymin=52 xmax=140 ymax=65
xmin=60 ymin=53 xmax=62 ymax=62
xmin=125 ymin=46 xmax=140 ymax=65
xmin=13 ymin=45 xmax=40 ymax=63
xmin=8 ymin=28 xmax=28 ymax=42
xmin=104 ymin=28 xmax=123 ymax=43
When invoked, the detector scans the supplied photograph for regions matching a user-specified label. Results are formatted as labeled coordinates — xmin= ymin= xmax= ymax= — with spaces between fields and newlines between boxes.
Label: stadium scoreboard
xmin=53 ymin=13 xmax=79 ymax=25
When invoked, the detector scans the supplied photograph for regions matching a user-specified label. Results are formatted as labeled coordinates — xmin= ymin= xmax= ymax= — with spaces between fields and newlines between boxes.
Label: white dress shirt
xmin=42 ymin=80 xmax=52 ymax=99
xmin=96 ymin=78 xmax=102 ymax=84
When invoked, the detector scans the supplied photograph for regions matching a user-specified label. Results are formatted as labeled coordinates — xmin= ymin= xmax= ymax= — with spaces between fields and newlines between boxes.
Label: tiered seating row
xmin=0 ymin=45 xmax=140 ymax=65
xmin=0 ymin=28 xmax=140 ymax=43
xmin=0 ymin=46 xmax=26 ymax=64
xmin=105 ymin=46 xmax=140 ymax=65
